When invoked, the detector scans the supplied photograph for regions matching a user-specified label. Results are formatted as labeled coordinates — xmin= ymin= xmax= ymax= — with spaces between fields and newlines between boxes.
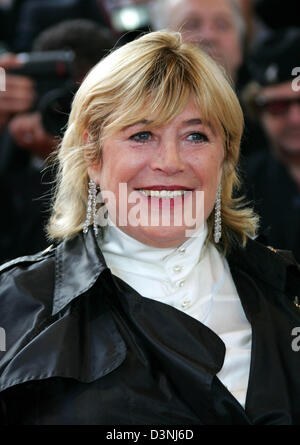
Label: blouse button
xmin=176 ymin=280 xmax=185 ymax=288
xmin=178 ymin=247 xmax=186 ymax=255
xmin=173 ymin=264 xmax=183 ymax=273
xmin=181 ymin=298 xmax=192 ymax=309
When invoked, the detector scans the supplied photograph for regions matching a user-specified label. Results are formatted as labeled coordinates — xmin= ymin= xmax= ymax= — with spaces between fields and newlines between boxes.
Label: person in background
xmin=0 ymin=0 xmax=114 ymax=131
xmin=0 ymin=19 xmax=115 ymax=264
xmin=242 ymin=28 xmax=300 ymax=261
xmin=0 ymin=53 xmax=36 ymax=132
xmin=237 ymin=0 xmax=255 ymax=48
xmin=151 ymin=0 xmax=244 ymax=84
xmin=0 ymin=0 xmax=112 ymax=53
xmin=150 ymin=0 xmax=268 ymax=157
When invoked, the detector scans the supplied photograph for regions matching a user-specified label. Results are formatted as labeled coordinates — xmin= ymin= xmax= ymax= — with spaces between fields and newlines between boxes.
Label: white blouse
xmin=99 ymin=222 xmax=252 ymax=408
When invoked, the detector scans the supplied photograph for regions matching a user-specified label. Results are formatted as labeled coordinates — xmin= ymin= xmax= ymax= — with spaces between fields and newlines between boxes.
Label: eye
xmin=182 ymin=18 xmax=202 ymax=31
xmin=215 ymin=18 xmax=233 ymax=32
xmin=187 ymin=132 xmax=209 ymax=143
xmin=130 ymin=131 xmax=152 ymax=142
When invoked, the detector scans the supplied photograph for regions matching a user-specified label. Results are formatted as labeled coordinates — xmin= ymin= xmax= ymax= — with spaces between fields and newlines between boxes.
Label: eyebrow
xmin=182 ymin=119 xmax=203 ymax=126
xmin=121 ymin=120 xmax=152 ymax=132
xmin=122 ymin=118 xmax=204 ymax=131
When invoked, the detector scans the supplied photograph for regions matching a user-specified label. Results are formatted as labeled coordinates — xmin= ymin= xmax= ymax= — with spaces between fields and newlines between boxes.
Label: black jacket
xmin=242 ymin=151 xmax=300 ymax=262
xmin=0 ymin=229 xmax=300 ymax=425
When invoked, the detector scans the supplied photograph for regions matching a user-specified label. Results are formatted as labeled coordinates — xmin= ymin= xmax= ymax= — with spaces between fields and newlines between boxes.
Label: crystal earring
xmin=214 ymin=184 xmax=222 ymax=244
xmin=83 ymin=179 xmax=99 ymax=236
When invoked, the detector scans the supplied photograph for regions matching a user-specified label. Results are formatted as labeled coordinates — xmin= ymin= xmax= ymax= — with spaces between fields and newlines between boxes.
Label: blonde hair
xmin=47 ymin=30 xmax=258 ymax=252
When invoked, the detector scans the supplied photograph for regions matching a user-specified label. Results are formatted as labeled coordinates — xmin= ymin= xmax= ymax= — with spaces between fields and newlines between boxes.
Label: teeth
xmin=138 ymin=189 xmax=189 ymax=198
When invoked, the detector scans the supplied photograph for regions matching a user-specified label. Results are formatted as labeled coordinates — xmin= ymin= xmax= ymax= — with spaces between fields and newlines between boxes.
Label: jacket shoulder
xmin=0 ymin=245 xmax=55 ymax=274
xmin=229 ymin=237 xmax=300 ymax=294
xmin=270 ymin=247 xmax=300 ymax=306
xmin=269 ymin=247 xmax=300 ymax=269
xmin=0 ymin=246 xmax=56 ymax=356
xmin=0 ymin=241 xmax=126 ymax=394
xmin=0 ymin=244 xmax=56 ymax=303
xmin=0 ymin=245 xmax=56 ymax=311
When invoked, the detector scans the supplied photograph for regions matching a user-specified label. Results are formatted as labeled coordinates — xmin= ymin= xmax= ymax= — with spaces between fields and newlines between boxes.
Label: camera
xmin=7 ymin=50 xmax=76 ymax=136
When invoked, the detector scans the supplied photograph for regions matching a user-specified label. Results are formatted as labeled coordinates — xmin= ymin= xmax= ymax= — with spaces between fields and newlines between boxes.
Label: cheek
xmin=190 ymin=151 xmax=223 ymax=212
xmin=98 ymin=160 xmax=113 ymax=191
xmin=262 ymin=115 xmax=283 ymax=137
xmin=191 ymin=150 xmax=223 ymax=184
xmin=99 ymin=148 xmax=148 ymax=192
xmin=222 ymin=34 xmax=242 ymax=61
xmin=97 ymin=148 xmax=119 ymax=192
xmin=222 ymin=31 xmax=239 ymax=47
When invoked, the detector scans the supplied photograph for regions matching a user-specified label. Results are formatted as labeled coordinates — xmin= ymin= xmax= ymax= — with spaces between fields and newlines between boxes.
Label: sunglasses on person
xmin=255 ymin=96 xmax=300 ymax=116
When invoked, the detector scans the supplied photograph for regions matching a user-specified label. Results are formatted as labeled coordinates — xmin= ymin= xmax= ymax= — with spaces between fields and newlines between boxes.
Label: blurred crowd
xmin=0 ymin=0 xmax=299 ymax=264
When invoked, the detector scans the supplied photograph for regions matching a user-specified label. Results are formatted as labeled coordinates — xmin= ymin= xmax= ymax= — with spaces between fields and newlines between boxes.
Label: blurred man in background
xmin=150 ymin=0 xmax=269 ymax=157
xmin=151 ymin=0 xmax=245 ymax=84
xmin=242 ymin=28 xmax=300 ymax=260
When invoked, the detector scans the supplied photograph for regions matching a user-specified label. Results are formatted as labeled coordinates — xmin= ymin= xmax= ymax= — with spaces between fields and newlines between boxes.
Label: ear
xmin=83 ymin=129 xmax=89 ymax=145
xmin=87 ymin=163 xmax=102 ymax=185
xmin=83 ymin=129 xmax=102 ymax=185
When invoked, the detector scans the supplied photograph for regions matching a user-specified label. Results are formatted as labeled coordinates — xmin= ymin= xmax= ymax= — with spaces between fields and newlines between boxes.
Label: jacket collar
xmin=52 ymin=229 xmax=290 ymax=317
xmin=52 ymin=228 xmax=108 ymax=315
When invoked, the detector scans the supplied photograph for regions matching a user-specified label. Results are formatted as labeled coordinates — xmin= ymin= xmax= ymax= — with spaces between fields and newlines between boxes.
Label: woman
xmin=0 ymin=31 xmax=299 ymax=425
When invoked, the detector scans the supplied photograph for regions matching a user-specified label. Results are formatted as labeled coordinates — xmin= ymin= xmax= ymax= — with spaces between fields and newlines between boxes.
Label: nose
xmin=150 ymin=139 xmax=185 ymax=175
xmin=199 ymin=22 xmax=218 ymax=43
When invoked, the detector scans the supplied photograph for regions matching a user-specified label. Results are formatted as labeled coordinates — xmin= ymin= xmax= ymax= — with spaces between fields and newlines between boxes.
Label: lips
xmin=135 ymin=186 xmax=194 ymax=200
xmin=135 ymin=185 xmax=194 ymax=191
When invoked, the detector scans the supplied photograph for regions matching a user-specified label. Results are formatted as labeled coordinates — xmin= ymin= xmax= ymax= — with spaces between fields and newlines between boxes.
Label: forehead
xmin=121 ymin=97 xmax=219 ymax=136
xmin=170 ymin=0 xmax=235 ymax=22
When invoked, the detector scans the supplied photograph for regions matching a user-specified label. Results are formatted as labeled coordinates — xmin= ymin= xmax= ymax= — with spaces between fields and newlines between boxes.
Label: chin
xmin=128 ymin=225 xmax=190 ymax=248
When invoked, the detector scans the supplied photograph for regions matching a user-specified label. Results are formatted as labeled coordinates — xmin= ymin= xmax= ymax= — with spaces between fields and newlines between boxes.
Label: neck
xmin=99 ymin=220 xmax=209 ymax=264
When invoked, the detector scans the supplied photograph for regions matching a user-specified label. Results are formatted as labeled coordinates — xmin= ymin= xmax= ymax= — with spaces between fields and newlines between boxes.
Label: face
xmin=88 ymin=97 xmax=224 ymax=248
xmin=259 ymin=81 xmax=300 ymax=162
xmin=168 ymin=0 xmax=242 ymax=81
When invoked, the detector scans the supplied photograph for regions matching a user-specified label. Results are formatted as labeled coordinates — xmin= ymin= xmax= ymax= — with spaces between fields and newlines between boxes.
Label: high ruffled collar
xmin=98 ymin=219 xmax=208 ymax=280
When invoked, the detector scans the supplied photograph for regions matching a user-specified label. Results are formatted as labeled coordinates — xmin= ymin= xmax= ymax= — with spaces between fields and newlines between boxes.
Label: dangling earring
xmin=214 ymin=184 xmax=222 ymax=244
xmin=83 ymin=179 xmax=99 ymax=236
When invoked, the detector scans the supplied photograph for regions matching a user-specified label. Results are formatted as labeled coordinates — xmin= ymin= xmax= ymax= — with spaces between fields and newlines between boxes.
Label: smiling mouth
xmin=137 ymin=189 xmax=191 ymax=198
xmin=136 ymin=186 xmax=194 ymax=199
